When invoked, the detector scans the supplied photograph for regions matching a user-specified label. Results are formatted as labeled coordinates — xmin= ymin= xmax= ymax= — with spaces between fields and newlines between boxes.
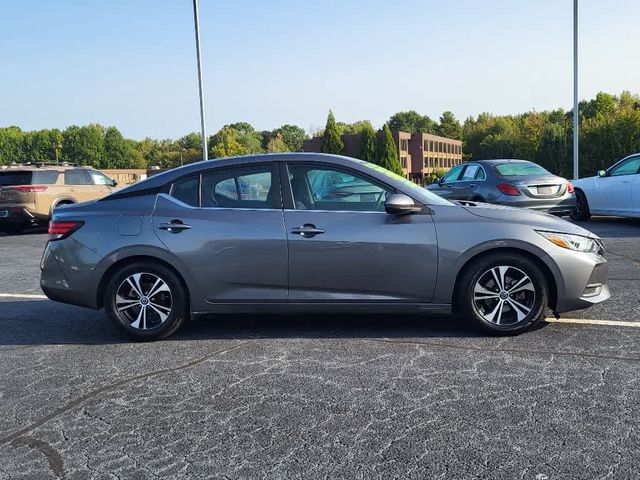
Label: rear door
xmin=152 ymin=163 xmax=289 ymax=302
xmin=63 ymin=169 xmax=93 ymax=202
xmin=455 ymin=164 xmax=486 ymax=199
xmin=282 ymin=162 xmax=438 ymax=302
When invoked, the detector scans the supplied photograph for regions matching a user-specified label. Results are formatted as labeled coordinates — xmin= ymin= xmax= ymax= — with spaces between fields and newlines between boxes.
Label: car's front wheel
xmin=104 ymin=262 xmax=188 ymax=341
xmin=455 ymin=253 xmax=548 ymax=335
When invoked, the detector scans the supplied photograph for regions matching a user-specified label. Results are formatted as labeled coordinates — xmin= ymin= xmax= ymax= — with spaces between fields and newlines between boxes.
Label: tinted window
xmin=201 ymin=166 xmax=274 ymax=209
xmin=32 ymin=171 xmax=59 ymax=184
xmin=171 ymin=176 xmax=199 ymax=206
xmin=289 ymin=165 xmax=391 ymax=212
xmin=495 ymin=162 xmax=549 ymax=177
xmin=0 ymin=171 xmax=33 ymax=186
xmin=441 ymin=164 xmax=464 ymax=183
xmin=609 ymin=156 xmax=640 ymax=176
xmin=64 ymin=170 xmax=91 ymax=185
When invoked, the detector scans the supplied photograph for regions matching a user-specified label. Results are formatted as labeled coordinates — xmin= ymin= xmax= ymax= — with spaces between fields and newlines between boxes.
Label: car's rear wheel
xmin=455 ymin=253 xmax=548 ymax=335
xmin=104 ymin=262 xmax=188 ymax=341
xmin=570 ymin=189 xmax=591 ymax=221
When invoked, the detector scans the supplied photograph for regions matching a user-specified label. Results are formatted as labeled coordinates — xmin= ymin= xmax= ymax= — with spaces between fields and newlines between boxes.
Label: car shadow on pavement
xmin=571 ymin=217 xmax=640 ymax=238
xmin=0 ymin=300 xmax=551 ymax=346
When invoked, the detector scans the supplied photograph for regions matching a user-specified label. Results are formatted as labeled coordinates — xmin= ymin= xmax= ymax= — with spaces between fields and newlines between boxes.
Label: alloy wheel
xmin=115 ymin=272 xmax=173 ymax=330
xmin=472 ymin=265 xmax=536 ymax=326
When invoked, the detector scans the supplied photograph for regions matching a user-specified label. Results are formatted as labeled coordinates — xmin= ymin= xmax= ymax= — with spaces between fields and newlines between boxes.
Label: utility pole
xmin=573 ymin=0 xmax=579 ymax=179
xmin=192 ymin=0 xmax=208 ymax=161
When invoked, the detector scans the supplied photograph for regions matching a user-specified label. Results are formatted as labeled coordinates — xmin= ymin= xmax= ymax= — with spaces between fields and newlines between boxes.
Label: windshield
xmin=495 ymin=162 xmax=550 ymax=177
xmin=360 ymin=161 xmax=454 ymax=206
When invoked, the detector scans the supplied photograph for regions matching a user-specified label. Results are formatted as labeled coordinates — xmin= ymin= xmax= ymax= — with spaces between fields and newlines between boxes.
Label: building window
xmin=400 ymin=139 xmax=408 ymax=151
xmin=429 ymin=141 xmax=434 ymax=151
xmin=400 ymin=156 xmax=407 ymax=169
xmin=423 ymin=140 xmax=428 ymax=151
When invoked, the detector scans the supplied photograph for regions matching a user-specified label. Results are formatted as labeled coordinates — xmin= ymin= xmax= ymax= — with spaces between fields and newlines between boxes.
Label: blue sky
xmin=1 ymin=0 xmax=639 ymax=139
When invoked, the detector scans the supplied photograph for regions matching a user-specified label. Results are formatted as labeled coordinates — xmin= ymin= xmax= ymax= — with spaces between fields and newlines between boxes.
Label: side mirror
xmin=597 ymin=170 xmax=606 ymax=177
xmin=385 ymin=194 xmax=421 ymax=215
xmin=111 ymin=179 xmax=118 ymax=187
xmin=431 ymin=177 xmax=440 ymax=184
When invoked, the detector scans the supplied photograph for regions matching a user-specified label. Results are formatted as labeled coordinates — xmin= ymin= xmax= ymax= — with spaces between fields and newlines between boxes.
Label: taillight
xmin=567 ymin=182 xmax=574 ymax=193
xmin=497 ymin=183 xmax=521 ymax=196
xmin=48 ymin=221 xmax=84 ymax=241
xmin=8 ymin=185 xmax=48 ymax=192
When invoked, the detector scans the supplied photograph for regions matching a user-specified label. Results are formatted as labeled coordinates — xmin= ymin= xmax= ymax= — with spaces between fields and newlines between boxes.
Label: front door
xmin=429 ymin=163 xmax=465 ymax=199
xmin=152 ymin=163 xmax=288 ymax=303
xmin=591 ymin=156 xmax=640 ymax=214
xmin=282 ymin=163 xmax=438 ymax=303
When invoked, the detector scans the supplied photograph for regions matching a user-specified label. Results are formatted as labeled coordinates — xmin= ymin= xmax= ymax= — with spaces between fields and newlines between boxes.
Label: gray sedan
xmin=427 ymin=159 xmax=576 ymax=216
xmin=40 ymin=153 xmax=609 ymax=341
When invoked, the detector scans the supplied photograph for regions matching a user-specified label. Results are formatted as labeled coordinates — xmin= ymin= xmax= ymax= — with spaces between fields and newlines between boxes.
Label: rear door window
xmin=0 ymin=171 xmax=33 ymax=186
xmin=461 ymin=164 xmax=485 ymax=181
xmin=32 ymin=171 xmax=60 ymax=184
xmin=171 ymin=176 xmax=200 ymax=207
xmin=64 ymin=170 xmax=91 ymax=185
xmin=201 ymin=165 xmax=275 ymax=209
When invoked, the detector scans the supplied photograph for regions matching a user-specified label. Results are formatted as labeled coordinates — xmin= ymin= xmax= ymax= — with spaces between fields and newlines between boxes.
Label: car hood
xmin=458 ymin=201 xmax=598 ymax=238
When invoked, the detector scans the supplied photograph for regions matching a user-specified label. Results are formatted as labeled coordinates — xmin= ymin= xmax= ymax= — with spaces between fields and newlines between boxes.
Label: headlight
xmin=537 ymin=231 xmax=601 ymax=253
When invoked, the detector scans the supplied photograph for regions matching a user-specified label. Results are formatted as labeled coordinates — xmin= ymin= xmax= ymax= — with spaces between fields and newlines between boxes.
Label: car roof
xmin=468 ymin=159 xmax=533 ymax=164
xmin=0 ymin=164 xmax=90 ymax=171
xmin=105 ymin=153 xmax=419 ymax=201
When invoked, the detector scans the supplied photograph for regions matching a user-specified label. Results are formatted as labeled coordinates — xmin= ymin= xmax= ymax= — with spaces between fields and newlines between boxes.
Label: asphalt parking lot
xmin=1 ymin=218 xmax=639 ymax=479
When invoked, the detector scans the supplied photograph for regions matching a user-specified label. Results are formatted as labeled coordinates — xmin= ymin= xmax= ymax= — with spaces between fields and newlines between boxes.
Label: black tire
xmin=104 ymin=261 xmax=189 ymax=341
xmin=570 ymin=189 xmax=591 ymax=221
xmin=455 ymin=253 xmax=548 ymax=335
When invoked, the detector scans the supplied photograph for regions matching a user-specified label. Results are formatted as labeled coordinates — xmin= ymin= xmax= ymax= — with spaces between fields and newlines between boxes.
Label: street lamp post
xmin=192 ymin=0 xmax=208 ymax=162
xmin=573 ymin=0 xmax=579 ymax=179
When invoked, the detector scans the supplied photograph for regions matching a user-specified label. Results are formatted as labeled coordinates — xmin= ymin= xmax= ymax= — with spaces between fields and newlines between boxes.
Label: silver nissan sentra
xmin=40 ymin=153 xmax=610 ymax=341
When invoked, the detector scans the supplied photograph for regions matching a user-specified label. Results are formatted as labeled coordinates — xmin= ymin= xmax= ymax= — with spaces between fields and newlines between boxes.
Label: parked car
xmin=0 ymin=163 xmax=118 ymax=233
xmin=571 ymin=153 xmax=640 ymax=221
xmin=41 ymin=153 xmax=609 ymax=341
xmin=427 ymin=159 xmax=576 ymax=216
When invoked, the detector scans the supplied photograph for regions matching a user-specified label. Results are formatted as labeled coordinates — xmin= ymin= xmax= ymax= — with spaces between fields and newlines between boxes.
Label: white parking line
xmin=0 ymin=293 xmax=48 ymax=300
xmin=546 ymin=318 xmax=640 ymax=328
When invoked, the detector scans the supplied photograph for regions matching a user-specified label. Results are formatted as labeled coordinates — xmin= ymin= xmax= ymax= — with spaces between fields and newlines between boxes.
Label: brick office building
xmin=302 ymin=131 xmax=462 ymax=180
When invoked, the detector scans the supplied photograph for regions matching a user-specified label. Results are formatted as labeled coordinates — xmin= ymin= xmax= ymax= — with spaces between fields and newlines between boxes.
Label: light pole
xmin=573 ymin=0 xmax=579 ymax=179
xmin=192 ymin=0 xmax=208 ymax=162
xmin=180 ymin=148 xmax=185 ymax=166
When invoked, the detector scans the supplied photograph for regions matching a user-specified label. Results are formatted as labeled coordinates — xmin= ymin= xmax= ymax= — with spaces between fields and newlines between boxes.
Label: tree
xmin=376 ymin=124 xmax=403 ymax=175
xmin=61 ymin=124 xmax=105 ymax=167
xmin=388 ymin=111 xmax=436 ymax=134
xmin=221 ymin=122 xmax=263 ymax=154
xmin=357 ymin=122 xmax=376 ymax=163
xmin=321 ymin=110 xmax=343 ymax=154
xmin=437 ymin=111 xmax=462 ymax=140
xmin=0 ymin=126 xmax=25 ymax=164
xmin=274 ymin=124 xmax=305 ymax=151
xmin=266 ymin=133 xmax=289 ymax=153
xmin=209 ymin=127 xmax=248 ymax=158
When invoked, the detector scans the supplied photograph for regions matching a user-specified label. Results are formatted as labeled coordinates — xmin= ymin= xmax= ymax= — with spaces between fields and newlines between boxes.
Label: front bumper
xmin=552 ymin=248 xmax=610 ymax=313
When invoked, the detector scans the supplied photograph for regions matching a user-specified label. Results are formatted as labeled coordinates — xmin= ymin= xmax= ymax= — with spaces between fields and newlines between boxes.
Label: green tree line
xmin=1 ymin=91 xmax=638 ymax=177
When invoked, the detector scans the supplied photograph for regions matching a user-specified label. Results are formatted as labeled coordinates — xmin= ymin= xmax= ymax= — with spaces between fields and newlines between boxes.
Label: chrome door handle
xmin=159 ymin=221 xmax=192 ymax=233
xmin=291 ymin=224 xmax=325 ymax=238
xmin=468 ymin=184 xmax=477 ymax=188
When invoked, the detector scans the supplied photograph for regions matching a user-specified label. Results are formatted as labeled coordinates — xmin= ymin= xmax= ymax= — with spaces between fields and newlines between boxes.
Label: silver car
xmin=40 ymin=153 xmax=609 ymax=341
xmin=427 ymin=159 xmax=576 ymax=216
